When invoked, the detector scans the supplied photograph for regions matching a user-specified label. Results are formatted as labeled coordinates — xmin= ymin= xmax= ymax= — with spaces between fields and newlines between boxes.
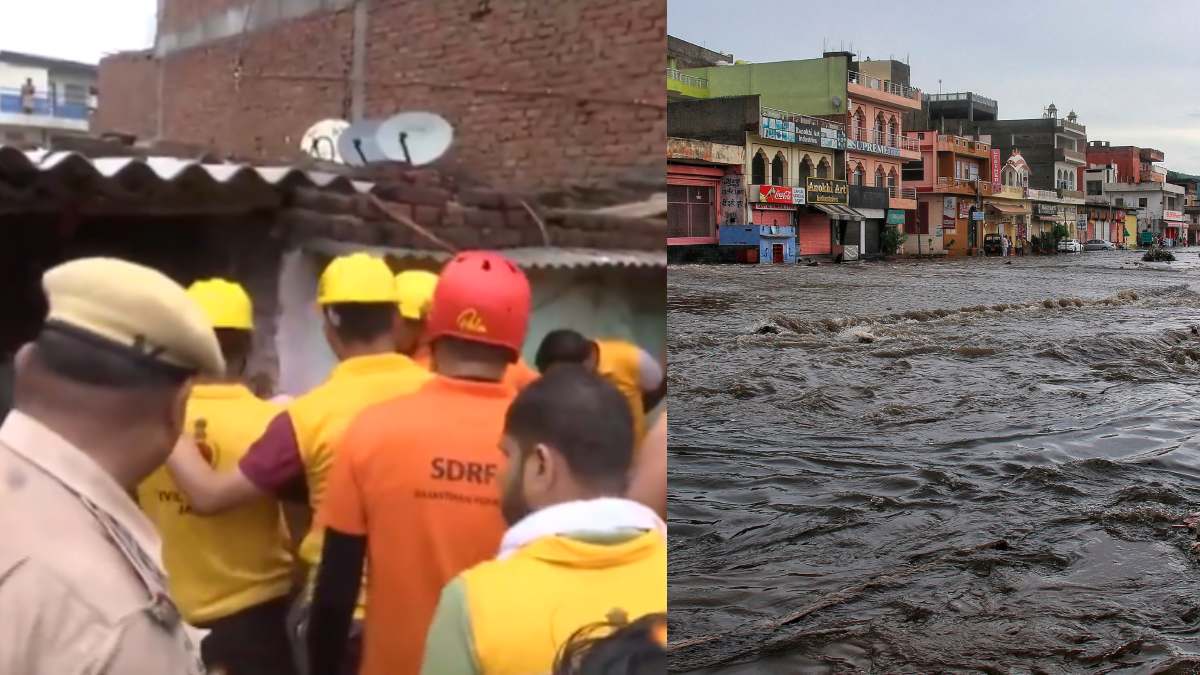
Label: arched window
xmin=888 ymin=118 xmax=898 ymax=147
xmin=798 ymin=156 xmax=813 ymax=181
xmin=752 ymin=150 xmax=767 ymax=184
xmin=875 ymin=113 xmax=886 ymax=144
xmin=771 ymin=152 xmax=787 ymax=186
xmin=817 ymin=158 xmax=830 ymax=179
xmin=887 ymin=168 xmax=898 ymax=193
xmin=854 ymin=108 xmax=867 ymax=141
xmin=853 ymin=164 xmax=866 ymax=186
xmin=1002 ymin=166 xmax=1015 ymax=186
xmin=875 ymin=166 xmax=885 ymax=187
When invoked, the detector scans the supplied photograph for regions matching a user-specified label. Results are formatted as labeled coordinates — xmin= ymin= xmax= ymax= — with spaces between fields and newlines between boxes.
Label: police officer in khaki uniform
xmin=0 ymin=257 xmax=223 ymax=675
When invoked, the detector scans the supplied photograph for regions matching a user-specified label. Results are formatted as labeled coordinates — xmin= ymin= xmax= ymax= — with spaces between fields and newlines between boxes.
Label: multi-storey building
xmin=901 ymin=130 xmax=993 ymax=256
xmin=0 ymin=50 xmax=96 ymax=146
xmin=1086 ymin=141 xmax=1186 ymax=243
xmin=678 ymin=50 xmax=919 ymax=258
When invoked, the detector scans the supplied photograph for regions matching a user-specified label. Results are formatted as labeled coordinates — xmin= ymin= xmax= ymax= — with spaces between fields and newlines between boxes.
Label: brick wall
xmin=93 ymin=51 xmax=159 ymax=138
xmin=96 ymin=0 xmax=666 ymax=191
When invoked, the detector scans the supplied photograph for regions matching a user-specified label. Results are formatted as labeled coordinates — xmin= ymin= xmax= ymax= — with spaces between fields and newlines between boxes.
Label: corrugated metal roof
xmin=304 ymin=238 xmax=665 ymax=270
xmin=0 ymin=146 xmax=373 ymax=196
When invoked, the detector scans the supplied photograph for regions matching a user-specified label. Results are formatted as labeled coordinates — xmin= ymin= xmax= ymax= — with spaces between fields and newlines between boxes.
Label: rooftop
xmin=0 ymin=50 xmax=98 ymax=75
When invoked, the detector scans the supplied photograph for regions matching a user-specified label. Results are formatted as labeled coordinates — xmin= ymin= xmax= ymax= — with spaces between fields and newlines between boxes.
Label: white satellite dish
xmin=375 ymin=112 xmax=453 ymax=166
xmin=300 ymin=119 xmax=349 ymax=162
xmin=337 ymin=119 xmax=388 ymax=167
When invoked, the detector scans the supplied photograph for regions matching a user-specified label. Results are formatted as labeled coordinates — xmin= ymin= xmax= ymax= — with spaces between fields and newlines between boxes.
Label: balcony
xmin=760 ymin=106 xmax=845 ymax=133
xmin=927 ymin=177 xmax=985 ymax=195
xmin=1058 ymin=188 xmax=1085 ymax=202
xmin=845 ymin=126 xmax=921 ymax=159
xmin=924 ymin=92 xmax=998 ymax=111
xmin=0 ymin=88 xmax=90 ymax=131
xmin=935 ymin=134 xmax=991 ymax=158
xmin=667 ymin=68 xmax=709 ymax=99
xmin=1025 ymin=188 xmax=1058 ymax=201
xmin=1060 ymin=119 xmax=1086 ymax=135
xmin=885 ymin=185 xmax=918 ymax=210
xmin=1139 ymin=147 xmax=1165 ymax=162
xmin=847 ymin=70 xmax=922 ymax=111
xmin=1055 ymin=147 xmax=1086 ymax=165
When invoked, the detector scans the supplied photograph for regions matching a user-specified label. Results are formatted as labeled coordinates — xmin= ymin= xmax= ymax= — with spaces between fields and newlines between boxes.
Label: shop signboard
xmin=886 ymin=209 xmax=906 ymax=225
xmin=944 ymin=196 xmax=957 ymax=219
xmin=1077 ymin=214 xmax=1087 ymax=229
xmin=720 ymin=173 xmax=746 ymax=223
xmin=845 ymin=138 xmax=902 ymax=158
xmin=971 ymin=210 xmax=984 ymax=221
xmin=943 ymin=215 xmax=956 ymax=230
xmin=1036 ymin=203 xmax=1058 ymax=216
xmin=991 ymin=149 xmax=1001 ymax=190
xmin=1165 ymin=209 xmax=1184 ymax=221
xmin=806 ymin=177 xmax=849 ymax=205
xmin=958 ymin=200 xmax=971 ymax=218
xmin=757 ymin=185 xmax=795 ymax=205
xmin=794 ymin=123 xmax=822 ymax=147
xmin=820 ymin=127 xmax=846 ymax=149
xmin=760 ymin=116 xmax=795 ymax=143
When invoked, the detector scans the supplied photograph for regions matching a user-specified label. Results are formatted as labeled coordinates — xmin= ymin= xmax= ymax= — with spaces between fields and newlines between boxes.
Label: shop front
xmin=984 ymin=200 xmax=1031 ymax=250
xmin=667 ymin=162 xmax=725 ymax=246
xmin=749 ymin=184 xmax=802 ymax=229
xmin=1165 ymin=210 xmax=1186 ymax=245
xmin=849 ymin=185 xmax=889 ymax=258
xmin=804 ymin=177 xmax=853 ymax=257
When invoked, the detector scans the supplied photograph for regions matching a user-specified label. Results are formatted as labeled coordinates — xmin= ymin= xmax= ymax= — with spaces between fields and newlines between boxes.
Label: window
xmin=751 ymin=151 xmax=767 ymax=185
xmin=875 ymin=113 xmax=885 ymax=144
xmin=887 ymin=169 xmax=897 ymax=193
xmin=667 ymin=185 xmax=714 ymax=238
xmin=1087 ymin=181 xmax=1102 ymax=196
xmin=816 ymin=158 xmax=830 ymax=179
xmin=854 ymin=109 xmax=867 ymax=141
xmin=1139 ymin=197 xmax=1148 ymax=208
xmin=853 ymin=164 xmax=865 ymax=186
xmin=888 ymin=118 xmax=898 ymax=147
xmin=798 ymin=157 xmax=813 ymax=182
xmin=771 ymin=152 xmax=787 ymax=186
xmin=875 ymin=166 xmax=885 ymax=187
xmin=1115 ymin=197 xmax=1125 ymax=207
xmin=62 ymin=83 xmax=87 ymax=105
xmin=902 ymin=160 xmax=923 ymax=183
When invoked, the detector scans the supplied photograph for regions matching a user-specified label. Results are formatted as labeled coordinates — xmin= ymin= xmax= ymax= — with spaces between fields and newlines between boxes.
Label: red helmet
xmin=425 ymin=250 xmax=531 ymax=355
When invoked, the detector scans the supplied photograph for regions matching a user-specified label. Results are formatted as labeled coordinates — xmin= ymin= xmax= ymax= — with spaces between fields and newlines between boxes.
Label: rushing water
xmin=668 ymin=250 xmax=1200 ymax=674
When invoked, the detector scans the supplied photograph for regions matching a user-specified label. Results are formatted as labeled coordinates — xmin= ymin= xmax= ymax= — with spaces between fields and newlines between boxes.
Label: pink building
xmin=903 ymin=131 xmax=994 ymax=256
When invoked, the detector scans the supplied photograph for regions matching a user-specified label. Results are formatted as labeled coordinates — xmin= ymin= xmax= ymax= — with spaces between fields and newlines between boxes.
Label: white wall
xmin=0 ymin=62 xmax=47 ymax=92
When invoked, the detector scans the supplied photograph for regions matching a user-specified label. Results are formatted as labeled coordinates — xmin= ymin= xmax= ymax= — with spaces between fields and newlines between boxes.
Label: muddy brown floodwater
xmin=668 ymin=250 xmax=1200 ymax=674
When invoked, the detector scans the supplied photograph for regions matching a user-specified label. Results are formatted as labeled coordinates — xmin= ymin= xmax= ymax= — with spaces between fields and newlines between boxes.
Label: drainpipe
xmin=350 ymin=0 xmax=369 ymax=121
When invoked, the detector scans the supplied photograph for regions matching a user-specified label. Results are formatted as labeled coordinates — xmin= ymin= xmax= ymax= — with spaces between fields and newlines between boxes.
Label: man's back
xmin=321 ymin=375 xmax=516 ymax=675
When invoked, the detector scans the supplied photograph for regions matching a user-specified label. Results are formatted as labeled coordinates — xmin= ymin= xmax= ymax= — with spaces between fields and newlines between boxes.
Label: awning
xmin=986 ymin=202 xmax=1029 ymax=215
xmin=856 ymin=208 xmax=885 ymax=219
xmin=814 ymin=204 xmax=864 ymax=220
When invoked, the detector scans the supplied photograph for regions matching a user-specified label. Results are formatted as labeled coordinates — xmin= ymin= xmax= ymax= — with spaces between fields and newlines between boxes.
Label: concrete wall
xmin=0 ymin=62 xmax=47 ymax=91
xmin=97 ymin=0 xmax=666 ymax=191
xmin=690 ymin=57 xmax=848 ymax=116
xmin=667 ymin=95 xmax=759 ymax=146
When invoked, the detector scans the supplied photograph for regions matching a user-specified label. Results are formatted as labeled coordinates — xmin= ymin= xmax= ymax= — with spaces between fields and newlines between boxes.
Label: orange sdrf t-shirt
xmin=319 ymin=376 xmax=516 ymax=675
xmin=413 ymin=348 xmax=539 ymax=393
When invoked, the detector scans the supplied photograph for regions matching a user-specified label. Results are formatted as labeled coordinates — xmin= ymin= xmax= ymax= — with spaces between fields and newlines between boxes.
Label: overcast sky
xmin=1 ymin=0 xmax=156 ymax=63
xmin=669 ymin=0 xmax=1200 ymax=175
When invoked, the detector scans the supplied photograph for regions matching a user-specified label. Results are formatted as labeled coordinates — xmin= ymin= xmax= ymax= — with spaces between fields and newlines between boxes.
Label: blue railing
xmin=0 ymin=88 xmax=89 ymax=121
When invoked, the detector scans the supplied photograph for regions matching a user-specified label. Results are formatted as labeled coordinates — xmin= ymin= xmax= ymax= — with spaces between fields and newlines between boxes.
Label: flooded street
xmin=668 ymin=250 xmax=1200 ymax=673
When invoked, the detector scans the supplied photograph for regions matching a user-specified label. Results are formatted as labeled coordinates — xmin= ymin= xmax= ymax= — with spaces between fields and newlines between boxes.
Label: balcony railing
xmin=938 ymin=134 xmax=991 ymax=154
xmin=0 ymin=88 xmax=90 ymax=121
xmin=760 ymin=106 xmax=846 ymax=132
xmin=667 ymin=68 xmax=708 ymax=89
xmin=936 ymin=177 xmax=985 ymax=192
xmin=886 ymin=186 xmax=917 ymax=200
xmin=848 ymin=70 xmax=921 ymax=101
xmin=849 ymin=126 xmax=920 ymax=151
xmin=1060 ymin=119 xmax=1085 ymax=134
xmin=923 ymin=92 xmax=998 ymax=110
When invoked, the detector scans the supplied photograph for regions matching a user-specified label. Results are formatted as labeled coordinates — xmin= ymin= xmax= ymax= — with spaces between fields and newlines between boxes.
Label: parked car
xmin=983 ymin=233 xmax=1003 ymax=256
xmin=1057 ymin=239 xmax=1083 ymax=253
xmin=1083 ymin=239 xmax=1115 ymax=251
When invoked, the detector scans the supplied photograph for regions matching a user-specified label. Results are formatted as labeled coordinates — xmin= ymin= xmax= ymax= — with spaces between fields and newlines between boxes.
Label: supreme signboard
xmin=806 ymin=177 xmax=849 ymax=205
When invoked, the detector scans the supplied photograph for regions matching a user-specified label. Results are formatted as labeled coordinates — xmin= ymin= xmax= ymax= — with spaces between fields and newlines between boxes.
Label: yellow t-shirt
xmin=137 ymin=384 xmax=293 ymax=625
xmin=596 ymin=340 xmax=649 ymax=441
xmin=291 ymin=352 xmax=433 ymax=569
xmin=462 ymin=531 xmax=667 ymax=674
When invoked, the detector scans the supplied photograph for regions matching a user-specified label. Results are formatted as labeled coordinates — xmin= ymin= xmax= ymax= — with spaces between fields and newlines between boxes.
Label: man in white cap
xmin=0 ymin=257 xmax=221 ymax=675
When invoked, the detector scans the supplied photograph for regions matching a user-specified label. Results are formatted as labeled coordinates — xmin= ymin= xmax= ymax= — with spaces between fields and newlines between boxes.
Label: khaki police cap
xmin=42 ymin=258 xmax=225 ymax=377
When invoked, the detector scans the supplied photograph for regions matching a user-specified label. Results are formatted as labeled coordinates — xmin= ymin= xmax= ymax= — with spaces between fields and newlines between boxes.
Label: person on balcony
xmin=19 ymin=78 xmax=35 ymax=114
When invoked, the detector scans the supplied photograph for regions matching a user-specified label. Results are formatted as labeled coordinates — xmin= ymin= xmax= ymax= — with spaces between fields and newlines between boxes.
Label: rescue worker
xmin=163 ymin=252 xmax=431 ymax=674
xmin=399 ymin=267 xmax=541 ymax=392
xmin=0 ymin=257 xmax=218 ymax=675
xmin=419 ymin=366 xmax=668 ymax=674
xmin=627 ymin=410 xmax=667 ymax=520
xmin=394 ymin=269 xmax=440 ymax=357
xmin=137 ymin=278 xmax=297 ymax=675
xmin=534 ymin=329 xmax=666 ymax=440
xmin=310 ymin=250 xmax=532 ymax=675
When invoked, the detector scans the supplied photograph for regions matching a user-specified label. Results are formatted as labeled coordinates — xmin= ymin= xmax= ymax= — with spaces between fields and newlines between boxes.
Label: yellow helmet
xmin=395 ymin=270 xmax=439 ymax=321
xmin=317 ymin=253 xmax=396 ymax=305
xmin=187 ymin=278 xmax=254 ymax=330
